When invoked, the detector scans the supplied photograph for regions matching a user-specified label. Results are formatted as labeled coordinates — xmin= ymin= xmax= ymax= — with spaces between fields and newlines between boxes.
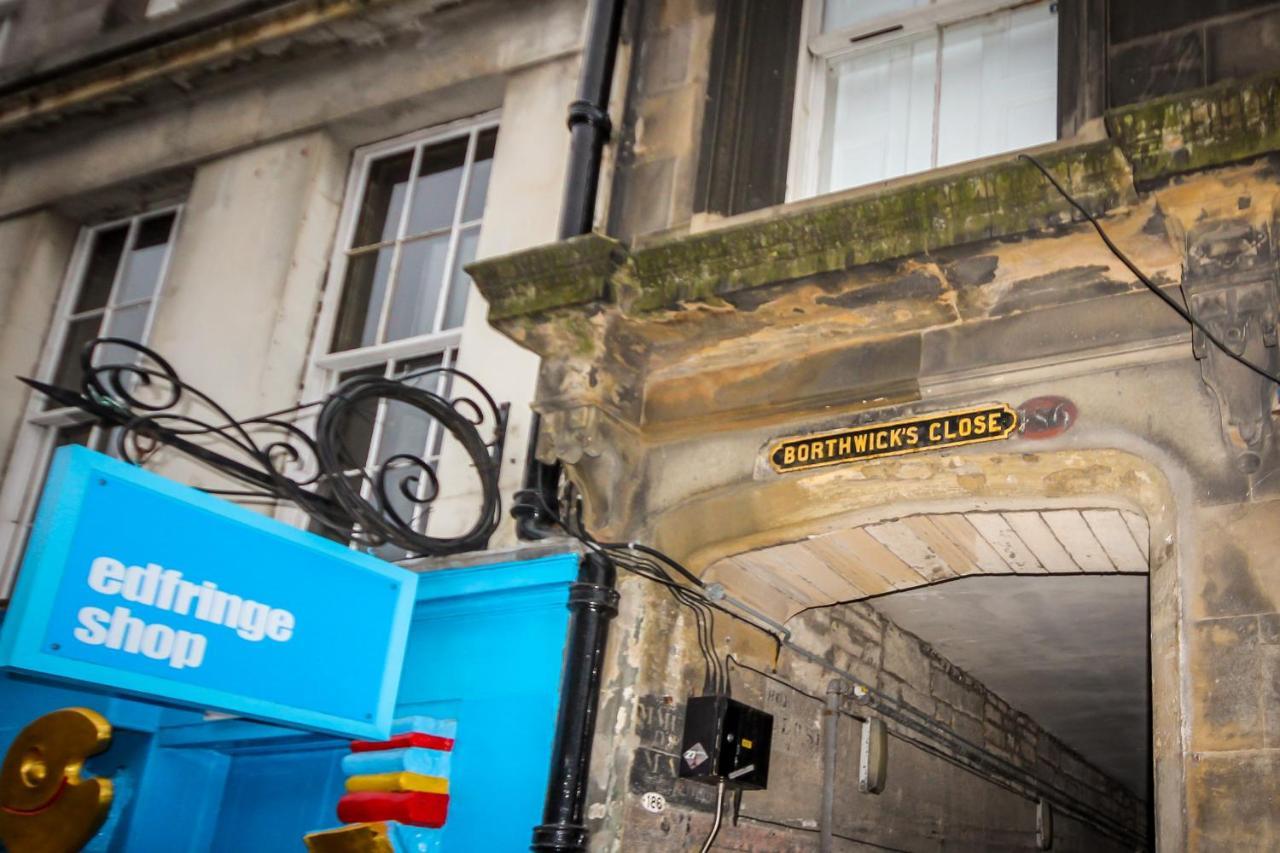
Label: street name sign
xmin=769 ymin=403 xmax=1018 ymax=473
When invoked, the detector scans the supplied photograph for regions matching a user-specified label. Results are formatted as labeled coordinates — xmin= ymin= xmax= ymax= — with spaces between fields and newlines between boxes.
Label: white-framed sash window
xmin=305 ymin=114 xmax=498 ymax=556
xmin=0 ymin=206 xmax=182 ymax=596
xmin=789 ymin=0 xmax=1058 ymax=199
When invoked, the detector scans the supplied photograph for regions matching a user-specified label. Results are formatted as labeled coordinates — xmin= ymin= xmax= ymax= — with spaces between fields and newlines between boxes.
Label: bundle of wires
xmin=531 ymin=484 xmax=729 ymax=697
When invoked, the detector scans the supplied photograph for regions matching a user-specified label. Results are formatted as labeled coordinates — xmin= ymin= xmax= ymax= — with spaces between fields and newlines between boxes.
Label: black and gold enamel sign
xmin=769 ymin=403 xmax=1018 ymax=473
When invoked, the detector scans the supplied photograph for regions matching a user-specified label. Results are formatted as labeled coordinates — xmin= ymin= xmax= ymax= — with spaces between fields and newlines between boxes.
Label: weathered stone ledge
xmin=470 ymin=73 xmax=1280 ymax=325
xmin=471 ymin=141 xmax=1135 ymax=322
xmin=1108 ymin=72 xmax=1280 ymax=184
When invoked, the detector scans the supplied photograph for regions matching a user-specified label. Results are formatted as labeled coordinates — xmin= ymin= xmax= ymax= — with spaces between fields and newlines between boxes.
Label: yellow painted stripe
xmin=345 ymin=771 xmax=449 ymax=794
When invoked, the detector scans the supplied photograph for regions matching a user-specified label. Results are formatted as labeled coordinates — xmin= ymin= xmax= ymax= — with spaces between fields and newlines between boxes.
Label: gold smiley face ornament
xmin=0 ymin=707 xmax=114 ymax=853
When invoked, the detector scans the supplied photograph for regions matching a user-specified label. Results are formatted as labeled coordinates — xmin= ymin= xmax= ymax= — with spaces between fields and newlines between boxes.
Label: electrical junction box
xmin=678 ymin=695 xmax=773 ymax=790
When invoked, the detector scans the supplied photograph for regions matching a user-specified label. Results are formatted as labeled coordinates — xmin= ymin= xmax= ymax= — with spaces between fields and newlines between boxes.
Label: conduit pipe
xmin=820 ymin=680 xmax=845 ymax=852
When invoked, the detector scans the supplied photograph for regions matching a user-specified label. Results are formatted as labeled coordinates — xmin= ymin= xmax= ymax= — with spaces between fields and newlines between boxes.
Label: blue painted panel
xmin=0 ymin=550 xmax=580 ymax=851
xmin=209 ymin=745 xmax=347 ymax=853
xmin=0 ymin=447 xmax=417 ymax=738
xmin=392 ymin=552 xmax=578 ymax=853
xmin=342 ymin=747 xmax=451 ymax=777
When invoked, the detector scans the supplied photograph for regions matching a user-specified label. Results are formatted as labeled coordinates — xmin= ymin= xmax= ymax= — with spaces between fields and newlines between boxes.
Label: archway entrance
xmin=621 ymin=446 xmax=1180 ymax=850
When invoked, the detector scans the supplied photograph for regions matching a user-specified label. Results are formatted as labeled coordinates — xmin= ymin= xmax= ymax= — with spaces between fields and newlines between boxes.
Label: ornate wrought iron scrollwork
xmin=21 ymin=338 xmax=508 ymax=557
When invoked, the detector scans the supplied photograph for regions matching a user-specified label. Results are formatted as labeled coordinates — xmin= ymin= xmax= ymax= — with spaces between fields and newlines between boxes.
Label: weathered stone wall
xmin=1109 ymin=0 xmax=1280 ymax=107
xmin=587 ymin=574 xmax=1144 ymax=851
xmin=473 ymin=74 xmax=1280 ymax=849
xmin=1185 ymin=498 xmax=1280 ymax=850
xmin=0 ymin=0 xmax=589 ymax=558
xmin=0 ymin=211 xmax=77 ymax=475
xmin=607 ymin=0 xmax=714 ymax=241
xmin=0 ymin=0 xmax=113 ymax=68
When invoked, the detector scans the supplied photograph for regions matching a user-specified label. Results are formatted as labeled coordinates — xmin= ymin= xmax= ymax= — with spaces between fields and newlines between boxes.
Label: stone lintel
xmin=470 ymin=141 xmax=1135 ymax=327
xmin=470 ymin=231 xmax=627 ymax=322
xmin=473 ymin=73 xmax=1280 ymax=335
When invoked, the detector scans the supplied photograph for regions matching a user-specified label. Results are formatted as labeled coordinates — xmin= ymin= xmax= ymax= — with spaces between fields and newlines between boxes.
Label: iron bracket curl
xmin=20 ymin=338 xmax=508 ymax=558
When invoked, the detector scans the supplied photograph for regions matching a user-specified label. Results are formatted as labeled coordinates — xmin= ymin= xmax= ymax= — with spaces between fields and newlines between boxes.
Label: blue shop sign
xmin=0 ymin=446 xmax=417 ymax=739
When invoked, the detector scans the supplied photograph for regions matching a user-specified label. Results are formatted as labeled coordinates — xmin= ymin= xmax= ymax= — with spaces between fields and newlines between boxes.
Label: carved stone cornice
xmin=470 ymin=142 xmax=1135 ymax=329
xmin=1183 ymin=217 xmax=1280 ymax=473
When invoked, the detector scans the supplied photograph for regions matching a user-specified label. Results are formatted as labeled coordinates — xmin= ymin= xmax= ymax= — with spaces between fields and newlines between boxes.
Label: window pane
xmin=114 ymin=212 xmax=176 ymax=304
xmin=824 ymin=0 xmax=926 ymax=31
xmin=331 ymin=247 xmax=395 ymax=351
xmin=308 ymin=471 xmax=366 ymax=544
xmin=404 ymin=137 xmax=469 ymax=237
xmin=378 ymin=354 xmax=446 ymax=467
xmin=442 ymin=227 xmax=479 ymax=330
xmin=332 ymin=365 xmax=386 ymax=471
xmin=936 ymin=3 xmax=1057 ymax=169
xmin=99 ymin=303 xmax=151 ymax=366
xmin=50 ymin=315 xmax=105 ymax=395
xmin=384 ymin=234 xmax=450 ymax=342
xmin=55 ymin=422 xmax=96 ymax=449
xmin=351 ymin=152 xmax=413 ymax=248
xmin=73 ymin=225 xmax=128 ymax=313
xmin=461 ymin=128 xmax=498 ymax=223
xmin=135 ymin=211 xmax=176 ymax=250
xmin=823 ymin=31 xmax=937 ymax=192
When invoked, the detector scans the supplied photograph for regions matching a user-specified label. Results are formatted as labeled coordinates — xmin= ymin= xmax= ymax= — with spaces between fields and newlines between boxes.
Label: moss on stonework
xmin=472 ymin=142 xmax=1134 ymax=323
xmin=1108 ymin=72 xmax=1280 ymax=183
xmin=473 ymin=75 xmax=1280 ymax=327
xmin=467 ymin=232 xmax=627 ymax=322
xmin=620 ymin=141 xmax=1133 ymax=314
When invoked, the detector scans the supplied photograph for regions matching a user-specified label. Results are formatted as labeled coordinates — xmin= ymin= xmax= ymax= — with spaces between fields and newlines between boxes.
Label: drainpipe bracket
xmin=566 ymin=98 xmax=612 ymax=137
xmin=568 ymin=580 xmax=621 ymax=617
xmin=531 ymin=822 xmax=589 ymax=852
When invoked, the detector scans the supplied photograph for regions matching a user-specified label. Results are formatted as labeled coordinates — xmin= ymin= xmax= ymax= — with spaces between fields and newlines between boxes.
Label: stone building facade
xmin=469 ymin=1 xmax=1280 ymax=850
xmin=0 ymin=0 xmax=587 ymax=586
xmin=2 ymin=0 xmax=1280 ymax=850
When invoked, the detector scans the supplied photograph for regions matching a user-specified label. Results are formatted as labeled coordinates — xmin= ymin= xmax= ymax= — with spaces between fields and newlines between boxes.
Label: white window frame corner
xmin=0 ymin=205 xmax=184 ymax=596
xmin=788 ymin=0 xmax=1058 ymax=203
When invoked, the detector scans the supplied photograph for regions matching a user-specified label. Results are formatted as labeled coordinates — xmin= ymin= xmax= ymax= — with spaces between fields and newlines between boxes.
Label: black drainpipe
xmin=529 ymin=1 xmax=626 ymax=850
xmin=532 ymin=552 xmax=620 ymax=851
xmin=513 ymin=0 xmax=625 ymax=542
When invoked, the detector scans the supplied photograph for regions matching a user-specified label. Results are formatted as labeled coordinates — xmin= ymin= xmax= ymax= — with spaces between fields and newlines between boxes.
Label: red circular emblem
xmin=1017 ymin=396 xmax=1077 ymax=440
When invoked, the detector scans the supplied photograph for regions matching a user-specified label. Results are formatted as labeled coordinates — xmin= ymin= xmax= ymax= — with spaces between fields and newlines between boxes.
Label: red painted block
xmin=350 ymin=732 xmax=455 ymax=753
xmin=337 ymin=792 xmax=450 ymax=828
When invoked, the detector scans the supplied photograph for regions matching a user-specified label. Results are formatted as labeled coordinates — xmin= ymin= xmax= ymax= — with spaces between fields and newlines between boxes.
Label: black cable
xmin=618 ymin=549 xmax=726 ymax=694
xmin=726 ymin=654 xmax=865 ymax=721
xmin=735 ymin=813 xmax=913 ymax=852
xmin=550 ymin=484 xmax=729 ymax=694
xmin=1019 ymin=152 xmax=1280 ymax=387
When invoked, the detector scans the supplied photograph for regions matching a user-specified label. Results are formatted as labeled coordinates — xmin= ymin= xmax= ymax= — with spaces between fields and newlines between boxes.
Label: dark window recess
xmin=1056 ymin=0 xmax=1107 ymax=138
xmin=1109 ymin=0 xmax=1277 ymax=44
xmin=106 ymin=0 xmax=152 ymax=28
xmin=694 ymin=0 xmax=803 ymax=218
xmin=1106 ymin=0 xmax=1280 ymax=108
